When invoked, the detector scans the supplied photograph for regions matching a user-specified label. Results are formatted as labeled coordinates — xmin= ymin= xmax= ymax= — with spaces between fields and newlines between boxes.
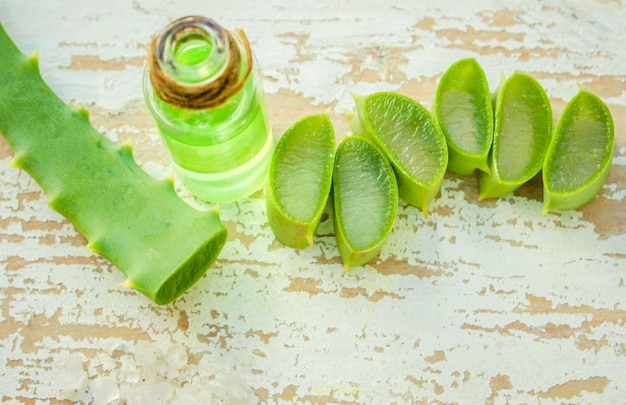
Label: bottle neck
xmin=148 ymin=16 xmax=254 ymax=110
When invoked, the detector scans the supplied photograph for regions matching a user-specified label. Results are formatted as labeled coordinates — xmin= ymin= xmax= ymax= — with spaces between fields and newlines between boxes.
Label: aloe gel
xmin=144 ymin=16 xmax=274 ymax=203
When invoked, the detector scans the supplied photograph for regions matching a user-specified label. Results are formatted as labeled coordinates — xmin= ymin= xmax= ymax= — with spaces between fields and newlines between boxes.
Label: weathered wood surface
xmin=1 ymin=0 xmax=625 ymax=403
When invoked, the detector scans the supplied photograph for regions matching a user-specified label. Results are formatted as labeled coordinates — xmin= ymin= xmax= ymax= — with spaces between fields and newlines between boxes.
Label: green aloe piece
xmin=332 ymin=136 xmax=398 ymax=271
xmin=542 ymin=89 xmax=614 ymax=213
xmin=478 ymin=72 xmax=553 ymax=200
xmin=0 ymin=23 xmax=227 ymax=305
xmin=266 ymin=114 xmax=335 ymax=249
xmin=351 ymin=92 xmax=448 ymax=216
xmin=434 ymin=57 xmax=494 ymax=175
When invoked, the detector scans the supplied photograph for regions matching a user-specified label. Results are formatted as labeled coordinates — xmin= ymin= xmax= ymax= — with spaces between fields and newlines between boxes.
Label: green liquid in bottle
xmin=144 ymin=16 xmax=274 ymax=203
xmin=174 ymin=35 xmax=213 ymax=66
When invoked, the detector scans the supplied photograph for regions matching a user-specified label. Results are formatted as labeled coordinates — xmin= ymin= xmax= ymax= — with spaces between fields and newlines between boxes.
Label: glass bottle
xmin=143 ymin=16 xmax=274 ymax=203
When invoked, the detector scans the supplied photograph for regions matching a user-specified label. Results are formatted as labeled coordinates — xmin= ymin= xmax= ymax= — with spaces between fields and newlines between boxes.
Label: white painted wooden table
xmin=1 ymin=1 xmax=625 ymax=403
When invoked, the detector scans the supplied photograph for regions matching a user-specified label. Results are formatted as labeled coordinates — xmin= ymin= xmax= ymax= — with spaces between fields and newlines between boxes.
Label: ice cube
xmin=91 ymin=375 xmax=120 ymax=405
xmin=164 ymin=343 xmax=188 ymax=370
xmin=134 ymin=341 xmax=160 ymax=368
xmin=51 ymin=352 xmax=87 ymax=399
xmin=170 ymin=385 xmax=214 ymax=405
xmin=208 ymin=374 xmax=256 ymax=405
xmin=124 ymin=381 xmax=174 ymax=405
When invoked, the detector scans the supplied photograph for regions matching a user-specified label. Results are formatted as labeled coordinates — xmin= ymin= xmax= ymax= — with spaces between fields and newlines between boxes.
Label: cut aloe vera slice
xmin=478 ymin=72 xmax=552 ymax=200
xmin=351 ymin=92 xmax=448 ymax=215
xmin=542 ymin=89 xmax=614 ymax=213
xmin=434 ymin=57 xmax=494 ymax=175
xmin=333 ymin=136 xmax=398 ymax=271
xmin=266 ymin=113 xmax=335 ymax=249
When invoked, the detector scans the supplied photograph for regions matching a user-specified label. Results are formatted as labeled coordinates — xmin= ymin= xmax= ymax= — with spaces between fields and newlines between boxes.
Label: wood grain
xmin=1 ymin=1 xmax=625 ymax=403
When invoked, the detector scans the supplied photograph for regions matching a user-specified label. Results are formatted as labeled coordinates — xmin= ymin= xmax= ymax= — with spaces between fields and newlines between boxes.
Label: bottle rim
xmin=155 ymin=16 xmax=229 ymax=86
xmin=146 ymin=15 xmax=254 ymax=111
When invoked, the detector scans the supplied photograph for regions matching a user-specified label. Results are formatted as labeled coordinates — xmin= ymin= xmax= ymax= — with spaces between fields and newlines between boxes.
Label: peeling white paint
xmin=1 ymin=0 xmax=625 ymax=403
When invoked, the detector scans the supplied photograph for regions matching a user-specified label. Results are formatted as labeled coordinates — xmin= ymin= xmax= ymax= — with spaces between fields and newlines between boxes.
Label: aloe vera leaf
xmin=0 ymin=23 xmax=227 ymax=305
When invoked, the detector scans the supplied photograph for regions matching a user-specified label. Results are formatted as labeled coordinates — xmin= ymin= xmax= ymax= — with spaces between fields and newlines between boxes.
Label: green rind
xmin=447 ymin=145 xmax=491 ymax=176
xmin=434 ymin=58 xmax=493 ymax=175
xmin=266 ymin=113 xmax=335 ymax=249
xmin=0 ymin=23 xmax=227 ymax=305
xmin=542 ymin=90 xmax=614 ymax=212
xmin=352 ymin=92 xmax=448 ymax=215
xmin=543 ymin=159 xmax=611 ymax=212
xmin=332 ymin=136 xmax=398 ymax=270
xmin=266 ymin=194 xmax=318 ymax=249
xmin=478 ymin=72 xmax=552 ymax=200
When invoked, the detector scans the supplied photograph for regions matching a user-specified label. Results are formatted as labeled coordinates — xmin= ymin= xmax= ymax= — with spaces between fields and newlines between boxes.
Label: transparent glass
xmin=143 ymin=16 xmax=273 ymax=203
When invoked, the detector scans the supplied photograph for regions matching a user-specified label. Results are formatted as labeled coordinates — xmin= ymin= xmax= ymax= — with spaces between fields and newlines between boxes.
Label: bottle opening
xmin=173 ymin=32 xmax=214 ymax=67
xmin=155 ymin=16 xmax=229 ymax=85
xmin=147 ymin=15 xmax=254 ymax=110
